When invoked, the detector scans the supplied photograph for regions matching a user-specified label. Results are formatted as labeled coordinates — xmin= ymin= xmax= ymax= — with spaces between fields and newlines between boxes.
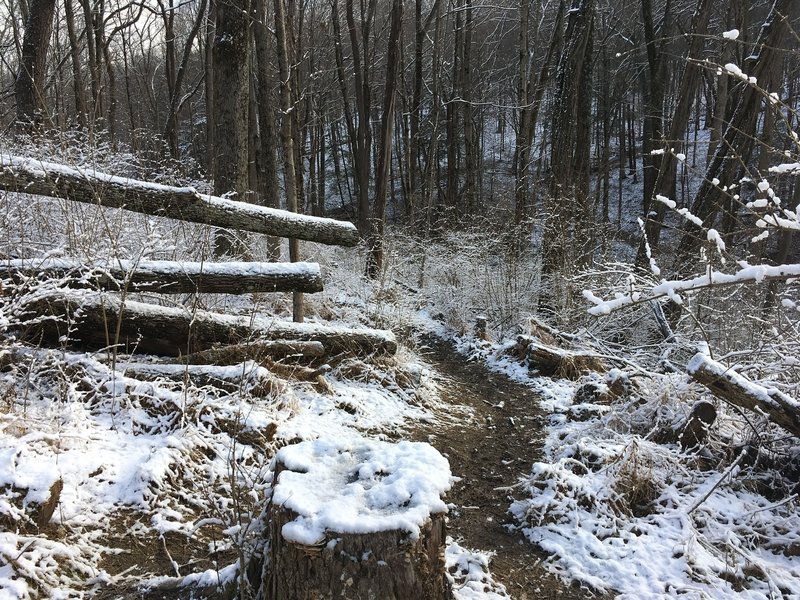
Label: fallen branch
xmin=688 ymin=351 xmax=800 ymax=438
xmin=0 ymin=154 xmax=359 ymax=246
xmin=0 ymin=258 xmax=324 ymax=294
xmin=18 ymin=291 xmax=397 ymax=357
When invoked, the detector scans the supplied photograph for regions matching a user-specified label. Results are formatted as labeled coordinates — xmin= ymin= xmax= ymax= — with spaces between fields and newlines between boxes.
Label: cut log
xmin=255 ymin=439 xmax=453 ymax=600
xmin=19 ymin=290 xmax=397 ymax=357
xmin=0 ymin=154 xmax=359 ymax=246
xmin=688 ymin=352 xmax=800 ymax=438
xmin=679 ymin=400 xmax=717 ymax=450
xmin=0 ymin=258 xmax=324 ymax=294
xmin=514 ymin=335 xmax=607 ymax=379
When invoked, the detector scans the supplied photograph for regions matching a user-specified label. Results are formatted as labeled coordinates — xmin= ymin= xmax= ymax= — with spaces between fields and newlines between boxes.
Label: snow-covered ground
xmin=453 ymin=333 xmax=800 ymax=600
xmin=2 ymin=124 xmax=799 ymax=599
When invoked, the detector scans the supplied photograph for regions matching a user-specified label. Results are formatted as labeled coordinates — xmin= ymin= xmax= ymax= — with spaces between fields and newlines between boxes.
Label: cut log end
xmin=680 ymin=400 xmax=717 ymax=450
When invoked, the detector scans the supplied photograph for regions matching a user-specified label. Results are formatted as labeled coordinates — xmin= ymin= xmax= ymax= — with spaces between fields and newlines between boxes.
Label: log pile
xmin=19 ymin=291 xmax=398 ymax=358
xmin=0 ymin=156 xmax=391 ymax=363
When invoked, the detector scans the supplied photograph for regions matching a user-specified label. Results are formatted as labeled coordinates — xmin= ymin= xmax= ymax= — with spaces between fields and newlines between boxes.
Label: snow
xmin=706 ymin=228 xmax=726 ymax=253
xmin=585 ymin=263 xmax=800 ymax=315
xmin=1 ymin=257 xmax=322 ymax=278
xmin=0 ymin=153 xmax=359 ymax=237
xmin=770 ymin=162 xmax=800 ymax=174
xmin=722 ymin=29 xmax=740 ymax=40
xmin=724 ymin=63 xmax=756 ymax=85
xmin=446 ymin=540 xmax=509 ymax=599
xmin=271 ymin=438 xmax=452 ymax=545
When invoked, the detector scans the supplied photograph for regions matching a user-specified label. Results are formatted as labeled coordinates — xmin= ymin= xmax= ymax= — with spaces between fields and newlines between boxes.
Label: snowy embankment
xmin=0 ymin=337 xmax=453 ymax=596
xmin=452 ymin=332 xmax=800 ymax=599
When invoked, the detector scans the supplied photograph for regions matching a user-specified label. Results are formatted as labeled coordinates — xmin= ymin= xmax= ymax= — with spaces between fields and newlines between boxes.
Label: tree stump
xmin=679 ymin=400 xmax=717 ymax=450
xmin=258 ymin=439 xmax=453 ymax=600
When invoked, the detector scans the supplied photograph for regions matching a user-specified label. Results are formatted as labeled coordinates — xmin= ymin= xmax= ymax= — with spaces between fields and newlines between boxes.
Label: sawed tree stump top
xmin=262 ymin=438 xmax=454 ymax=599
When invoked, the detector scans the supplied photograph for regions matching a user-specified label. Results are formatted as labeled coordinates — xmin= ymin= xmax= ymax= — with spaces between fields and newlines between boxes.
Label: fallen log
xmin=174 ymin=340 xmax=326 ymax=365
xmin=255 ymin=439 xmax=453 ymax=599
xmin=0 ymin=154 xmax=359 ymax=246
xmin=688 ymin=352 xmax=800 ymax=438
xmin=0 ymin=258 xmax=324 ymax=294
xmin=514 ymin=335 xmax=607 ymax=379
xmin=19 ymin=291 xmax=397 ymax=357
xmin=116 ymin=360 xmax=273 ymax=392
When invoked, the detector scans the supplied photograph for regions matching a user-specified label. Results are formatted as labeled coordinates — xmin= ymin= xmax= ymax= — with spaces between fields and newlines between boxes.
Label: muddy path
xmin=415 ymin=336 xmax=601 ymax=600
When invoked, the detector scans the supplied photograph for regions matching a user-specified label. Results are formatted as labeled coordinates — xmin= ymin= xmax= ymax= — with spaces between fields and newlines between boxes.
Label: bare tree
xmin=212 ymin=0 xmax=251 ymax=256
xmin=15 ymin=0 xmax=56 ymax=130
xmin=365 ymin=0 xmax=403 ymax=278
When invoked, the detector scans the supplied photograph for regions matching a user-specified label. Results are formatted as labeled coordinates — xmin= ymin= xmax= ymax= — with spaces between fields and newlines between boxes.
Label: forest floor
xmin=412 ymin=335 xmax=606 ymax=600
xmin=91 ymin=334 xmax=602 ymax=600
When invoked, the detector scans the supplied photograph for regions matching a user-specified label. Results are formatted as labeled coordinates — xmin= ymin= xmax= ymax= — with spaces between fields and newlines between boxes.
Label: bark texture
xmin=15 ymin=0 xmax=57 ymax=129
xmin=0 ymin=155 xmax=359 ymax=246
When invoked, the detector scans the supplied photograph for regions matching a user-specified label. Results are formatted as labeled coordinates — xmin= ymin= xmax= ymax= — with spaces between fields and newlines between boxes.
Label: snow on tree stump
xmin=260 ymin=438 xmax=453 ymax=600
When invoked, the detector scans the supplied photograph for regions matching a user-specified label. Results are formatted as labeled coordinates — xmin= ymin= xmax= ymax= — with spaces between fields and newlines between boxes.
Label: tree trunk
xmin=365 ymin=0 xmax=403 ymax=278
xmin=212 ymin=0 xmax=251 ymax=256
xmin=638 ymin=0 xmax=712 ymax=258
xmin=344 ymin=0 xmax=376 ymax=237
xmin=164 ymin=0 xmax=208 ymax=158
xmin=542 ymin=0 xmax=595 ymax=304
xmin=252 ymin=0 xmax=281 ymax=258
xmin=676 ymin=0 xmax=790 ymax=270
xmin=64 ymin=0 xmax=87 ymax=129
xmin=639 ymin=0 xmax=669 ymax=215
xmin=274 ymin=0 xmax=305 ymax=322
xmin=15 ymin=0 xmax=57 ymax=130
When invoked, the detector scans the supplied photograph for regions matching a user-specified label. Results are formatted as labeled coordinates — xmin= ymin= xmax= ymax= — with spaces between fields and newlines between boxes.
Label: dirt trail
xmin=415 ymin=336 xmax=600 ymax=600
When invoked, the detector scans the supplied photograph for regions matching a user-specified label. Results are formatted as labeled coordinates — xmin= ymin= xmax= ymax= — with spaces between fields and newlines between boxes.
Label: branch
xmin=688 ymin=351 xmax=800 ymax=438
xmin=584 ymin=263 xmax=800 ymax=315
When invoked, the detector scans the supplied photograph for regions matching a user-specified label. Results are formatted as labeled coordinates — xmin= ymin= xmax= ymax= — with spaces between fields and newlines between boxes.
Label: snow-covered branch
xmin=688 ymin=350 xmax=800 ymax=438
xmin=583 ymin=263 xmax=800 ymax=316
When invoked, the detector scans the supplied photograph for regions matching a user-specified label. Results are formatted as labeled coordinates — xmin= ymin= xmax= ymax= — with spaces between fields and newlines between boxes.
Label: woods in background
xmin=2 ymin=0 xmax=799 ymax=283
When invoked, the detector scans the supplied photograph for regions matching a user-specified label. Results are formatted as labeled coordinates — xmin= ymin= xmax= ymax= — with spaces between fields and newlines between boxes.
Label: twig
xmin=688 ymin=448 xmax=748 ymax=514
